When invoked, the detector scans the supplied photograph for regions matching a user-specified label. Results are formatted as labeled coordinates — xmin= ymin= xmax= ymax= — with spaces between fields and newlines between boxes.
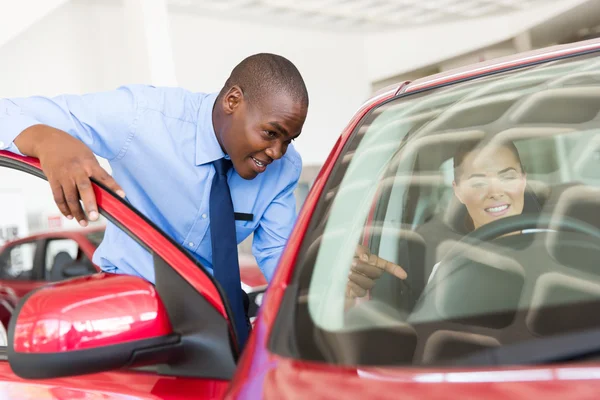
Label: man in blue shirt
xmin=0 ymin=53 xmax=308 ymax=343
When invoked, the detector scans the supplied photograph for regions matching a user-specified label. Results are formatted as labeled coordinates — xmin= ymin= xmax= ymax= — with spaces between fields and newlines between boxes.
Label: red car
xmin=0 ymin=228 xmax=103 ymax=327
xmin=2 ymin=38 xmax=600 ymax=399
xmin=0 ymin=228 xmax=266 ymax=331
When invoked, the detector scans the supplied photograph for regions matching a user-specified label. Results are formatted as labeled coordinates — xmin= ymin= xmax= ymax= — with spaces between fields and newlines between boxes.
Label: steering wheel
xmin=429 ymin=212 xmax=600 ymax=280
xmin=460 ymin=213 xmax=600 ymax=244
xmin=408 ymin=213 xmax=600 ymax=317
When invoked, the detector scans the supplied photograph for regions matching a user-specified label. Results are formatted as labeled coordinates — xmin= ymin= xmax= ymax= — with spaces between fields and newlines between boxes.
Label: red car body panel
xmin=0 ymin=153 xmax=232 ymax=399
xmin=0 ymin=368 xmax=228 ymax=400
xmin=233 ymin=357 xmax=600 ymax=400
xmin=13 ymin=274 xmax=172 ymax=353
xmin=1 ymin=38 xmax=600 ymax=399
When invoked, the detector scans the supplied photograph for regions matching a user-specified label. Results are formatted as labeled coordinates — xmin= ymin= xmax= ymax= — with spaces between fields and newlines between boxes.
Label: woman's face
xmin=453 ymin=145 xmax=527 ymax=230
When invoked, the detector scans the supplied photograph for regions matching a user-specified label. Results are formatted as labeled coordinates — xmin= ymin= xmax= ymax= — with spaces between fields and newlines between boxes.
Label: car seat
xmin=51 ymin=251 xmax=75 ymax=281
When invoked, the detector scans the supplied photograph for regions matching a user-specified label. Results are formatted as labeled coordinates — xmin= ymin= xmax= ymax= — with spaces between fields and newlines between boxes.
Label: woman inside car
xmin=346 ymin=138 xmax=529 ymax=300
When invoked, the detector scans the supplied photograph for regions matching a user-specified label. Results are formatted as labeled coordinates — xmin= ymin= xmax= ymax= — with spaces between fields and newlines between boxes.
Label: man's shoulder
xmin=280 ymin=144 xmax=302 ymax=175
xmin=260 ymin=144 xmax=301 ymax=187
xmin=119 ymin=84 xmax=209 ymax=123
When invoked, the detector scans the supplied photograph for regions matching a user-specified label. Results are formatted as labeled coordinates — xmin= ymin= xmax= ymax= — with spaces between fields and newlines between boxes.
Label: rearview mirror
xmin=8 ymin=273 xmax=180 ymax=379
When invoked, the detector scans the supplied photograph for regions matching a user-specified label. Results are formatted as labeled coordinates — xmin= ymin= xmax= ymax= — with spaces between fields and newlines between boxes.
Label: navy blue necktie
xmin=210 ymin=158 xmax=249 ymax=349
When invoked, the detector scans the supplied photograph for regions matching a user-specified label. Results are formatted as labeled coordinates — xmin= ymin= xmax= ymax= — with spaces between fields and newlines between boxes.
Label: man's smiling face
xmin=216 ymin=87 xmax=307 ymax=180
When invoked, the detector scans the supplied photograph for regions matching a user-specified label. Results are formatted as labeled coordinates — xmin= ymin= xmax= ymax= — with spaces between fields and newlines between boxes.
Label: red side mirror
xmin=9 ymin=273 xmax=179 ymax=379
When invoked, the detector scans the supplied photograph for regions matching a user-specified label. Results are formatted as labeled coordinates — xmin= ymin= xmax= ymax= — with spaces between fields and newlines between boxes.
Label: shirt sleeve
xmin=0 ymin=86 xmax=141 ymax=160
xmin=252 ymin=159 xmax=302 ymax=282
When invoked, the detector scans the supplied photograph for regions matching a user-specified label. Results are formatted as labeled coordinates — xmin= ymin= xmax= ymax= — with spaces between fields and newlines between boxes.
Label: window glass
xmin=1 ymin=243 xmax=36 ymax=280
xmin=286 ymin=52 xmax=600 ymax=367
xmin=45 ymin=239 xmax=79 ymax=271
xmin=44 ymin=239 xmax=96 ymax=281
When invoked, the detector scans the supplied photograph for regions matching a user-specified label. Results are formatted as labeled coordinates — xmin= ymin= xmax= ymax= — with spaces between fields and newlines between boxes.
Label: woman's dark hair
xmin=453 ymin=139 xmax=525 ymax=182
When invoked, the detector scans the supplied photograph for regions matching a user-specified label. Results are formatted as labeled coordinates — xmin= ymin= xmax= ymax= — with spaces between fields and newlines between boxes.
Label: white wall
xmin=2 ymin=0 xmax=593 ymax=165
xmin=364 ymin=0 xmax=591 ymax=83
xmin=0 ymin=0 xmax=69 ymax=50
xmin=168 ymin=12 xmax=370 ymax=165
xmin=0 ymin=0 xmax=594 ymax=223
xmin=0 ymin=0 xmax=370 ymax=166
xmin=0 ymin=0 xmax=152 ymax=97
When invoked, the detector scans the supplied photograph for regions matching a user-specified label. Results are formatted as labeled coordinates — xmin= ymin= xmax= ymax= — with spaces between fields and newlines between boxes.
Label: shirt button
xmin=201 ymin=214 xmax=207 ymax=219
xmin=188 ymin=242 xmax=194 ymax=247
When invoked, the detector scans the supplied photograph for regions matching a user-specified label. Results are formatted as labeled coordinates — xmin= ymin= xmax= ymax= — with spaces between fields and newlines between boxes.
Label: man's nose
xmin=265 ymin=141 xmax=284 ymax=160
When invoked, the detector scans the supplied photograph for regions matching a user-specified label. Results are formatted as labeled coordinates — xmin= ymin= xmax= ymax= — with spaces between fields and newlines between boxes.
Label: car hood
xmin=235 ymin=355 xmax=600 ymax=399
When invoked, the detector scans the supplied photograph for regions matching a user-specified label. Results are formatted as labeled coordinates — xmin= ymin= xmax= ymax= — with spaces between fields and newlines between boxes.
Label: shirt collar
xmin=195 ymin=92 xmax=226 ymax=166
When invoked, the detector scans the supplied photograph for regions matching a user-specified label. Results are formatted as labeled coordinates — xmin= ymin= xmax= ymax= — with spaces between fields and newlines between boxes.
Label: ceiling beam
xmin=0 ymin=0 xmax=69 ymax=50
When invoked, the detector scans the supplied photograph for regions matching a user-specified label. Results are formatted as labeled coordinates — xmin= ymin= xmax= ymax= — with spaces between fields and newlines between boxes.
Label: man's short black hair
xmin=219 ymin=53 xmax=309 ymax=109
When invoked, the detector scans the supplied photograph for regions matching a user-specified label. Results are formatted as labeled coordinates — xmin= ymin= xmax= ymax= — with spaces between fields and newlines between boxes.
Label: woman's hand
xmin=345 ymin=244 xmax=408 ymax=299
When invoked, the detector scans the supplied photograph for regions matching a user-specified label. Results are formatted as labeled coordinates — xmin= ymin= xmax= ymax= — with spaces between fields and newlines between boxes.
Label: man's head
xmin=213 ymin=53 xmax=309 ymax=179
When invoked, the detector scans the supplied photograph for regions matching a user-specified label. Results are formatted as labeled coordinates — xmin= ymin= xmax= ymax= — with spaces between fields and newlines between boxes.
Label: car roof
xmin=0 ymin=226 xmax=105 ymax=248
xmin=365 ymin=37 xmax=600 ymax=106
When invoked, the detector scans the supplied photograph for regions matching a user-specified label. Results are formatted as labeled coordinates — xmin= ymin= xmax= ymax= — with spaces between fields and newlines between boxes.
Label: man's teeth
xmin=486 ymin=205 xmax=508 ymax=212
xmin=253 ymin=157 xmax=264 ymax=167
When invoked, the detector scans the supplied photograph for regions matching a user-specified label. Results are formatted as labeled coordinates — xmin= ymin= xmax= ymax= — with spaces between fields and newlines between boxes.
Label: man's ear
xmin=222 ymin=86 xmax=244 ymax=115
xmin=453 ymin=180 xmax=465 ymax=204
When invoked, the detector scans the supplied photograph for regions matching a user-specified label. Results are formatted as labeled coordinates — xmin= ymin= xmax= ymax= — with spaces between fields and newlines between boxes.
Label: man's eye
xmin=264 ymin=130 xmax=277 ymax=138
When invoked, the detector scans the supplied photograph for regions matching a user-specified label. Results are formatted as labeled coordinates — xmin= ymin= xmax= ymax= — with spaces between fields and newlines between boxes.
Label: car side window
xmin=0 ymin=242 xmax=36 ymax=280
xmin=44 ymin=239 xmax=95 ymax=281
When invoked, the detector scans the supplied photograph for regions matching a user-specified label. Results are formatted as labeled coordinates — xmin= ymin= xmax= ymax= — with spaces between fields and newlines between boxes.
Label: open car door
xmin=0 ymin=150 xmax=239 ymax=400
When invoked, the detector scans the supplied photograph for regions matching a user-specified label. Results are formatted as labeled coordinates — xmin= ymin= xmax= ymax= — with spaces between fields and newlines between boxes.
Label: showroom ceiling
xmin=168 ymin=0 xmax=551 ymax=31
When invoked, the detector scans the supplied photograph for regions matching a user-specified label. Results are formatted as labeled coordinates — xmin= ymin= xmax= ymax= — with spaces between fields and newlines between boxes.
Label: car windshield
xmin=287 ymin=52 xmax=600 ymax=367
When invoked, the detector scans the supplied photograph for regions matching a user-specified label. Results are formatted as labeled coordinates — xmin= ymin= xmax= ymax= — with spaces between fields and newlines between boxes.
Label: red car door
xmin=0 ymin=152 xmax=235 ymax=400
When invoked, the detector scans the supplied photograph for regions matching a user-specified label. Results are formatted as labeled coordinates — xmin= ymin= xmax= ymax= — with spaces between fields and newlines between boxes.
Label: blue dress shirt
xmin=0 ymin=85 xmax=301 ymax=283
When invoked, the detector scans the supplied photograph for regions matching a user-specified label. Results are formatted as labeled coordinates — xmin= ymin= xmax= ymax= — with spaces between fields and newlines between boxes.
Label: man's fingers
xmin=76 ymin=174 xmax=98 ymax=222
xmin=62 ymin=180 xmax=87 ymax=226
xmin=94 ymin=166 xmax=125 ymax=198
xmin=49 ymin=180 xmax=72 ymax=219
xmin=354 ymin=246 xmax=408 ymax=280
xmin=347 ymin=281 xmax=367 ymax=298
xmin=348 ymin=271 xmax=376 ymax=290
xmin=352 ymin=258 xmax=384 ymax=279
xmin=379 ymin=257 xmax=408 ymax=280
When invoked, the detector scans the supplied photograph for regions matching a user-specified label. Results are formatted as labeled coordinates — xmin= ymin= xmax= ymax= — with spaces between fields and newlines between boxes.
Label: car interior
xmin=50 ymin=250 xmax=96 ymax=281
xmin=341 ymin=67 xmax=600 ymax=366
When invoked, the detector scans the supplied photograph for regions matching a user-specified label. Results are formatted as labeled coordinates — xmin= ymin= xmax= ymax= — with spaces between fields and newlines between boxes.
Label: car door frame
xmin=0 ymin=151 xmax=240 ymax=388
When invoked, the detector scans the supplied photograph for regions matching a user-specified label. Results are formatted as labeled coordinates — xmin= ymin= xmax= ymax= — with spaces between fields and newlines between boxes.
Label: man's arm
xmin=0 ymin=87 xmax=141 ymax=224
xmin=252 ymin=159 xmax=301 ymax=282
